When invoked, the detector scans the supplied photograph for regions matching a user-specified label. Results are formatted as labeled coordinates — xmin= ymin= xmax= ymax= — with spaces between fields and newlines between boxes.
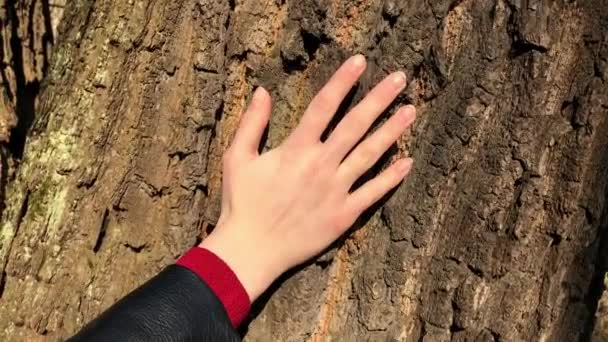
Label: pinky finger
xmin=344 ymin=158 xmax=413 ymax=215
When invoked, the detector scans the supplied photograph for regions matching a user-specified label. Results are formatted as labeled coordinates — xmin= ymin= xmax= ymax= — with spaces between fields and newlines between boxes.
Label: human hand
xmin=199 ymin=54 xmax=416 ymax=301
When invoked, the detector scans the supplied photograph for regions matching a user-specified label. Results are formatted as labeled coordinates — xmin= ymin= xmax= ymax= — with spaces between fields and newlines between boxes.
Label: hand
xmin=200 ymin=54 xmax=416 ymax=301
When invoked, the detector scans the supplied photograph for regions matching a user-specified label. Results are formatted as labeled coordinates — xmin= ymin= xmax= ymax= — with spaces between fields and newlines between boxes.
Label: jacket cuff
xmin=176 ymin=247 xmax=251 ymax=327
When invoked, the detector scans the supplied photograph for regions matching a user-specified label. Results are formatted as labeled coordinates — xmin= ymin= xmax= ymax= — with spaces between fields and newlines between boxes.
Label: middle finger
xmin=324 ymin=71 xmax=407 ymax=162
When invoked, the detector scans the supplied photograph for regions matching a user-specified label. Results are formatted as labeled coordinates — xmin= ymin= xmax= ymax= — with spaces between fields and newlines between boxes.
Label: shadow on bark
xmin=4 ymin=0 xmax=54 ymax=159
xmin=238 ymin=92 xmax=406 ymax=335
xmin=569 ymin=155 xmax=608 ymax=341
xmin=0 ymin=0 xmax=54 ymax=218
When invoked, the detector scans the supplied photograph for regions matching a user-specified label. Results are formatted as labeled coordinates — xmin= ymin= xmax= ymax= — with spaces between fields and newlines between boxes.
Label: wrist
xmin=199 ymin=219 xmax=284 ymax=302
xmin=176 ymin=247 xmax=251 ymax=327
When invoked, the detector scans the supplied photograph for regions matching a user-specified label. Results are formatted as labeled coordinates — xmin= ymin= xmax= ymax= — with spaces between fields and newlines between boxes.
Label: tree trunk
xmin=1 ymin=0 xmax=607 ymax=341
xmin=1 ymin=0 xmax=60 ymax=224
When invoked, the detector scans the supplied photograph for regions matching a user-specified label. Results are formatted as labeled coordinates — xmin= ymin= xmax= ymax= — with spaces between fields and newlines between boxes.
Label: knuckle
xmin=313 ymin=91 xmax=334 ymax=109
xmin=365 ymin=97 xmax=384 ymax=112
xmin=354 ymin=145 xmax=376 ymax=167
xmin=307 ymin=147 xmax=325 ymax=166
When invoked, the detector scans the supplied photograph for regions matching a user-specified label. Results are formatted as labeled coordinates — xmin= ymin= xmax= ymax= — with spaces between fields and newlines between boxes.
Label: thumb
xmin=232 ymin=86 xmax=272 ymax=157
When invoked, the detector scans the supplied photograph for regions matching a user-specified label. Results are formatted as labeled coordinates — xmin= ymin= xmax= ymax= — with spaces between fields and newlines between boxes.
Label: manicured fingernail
xmin=392 ymin=71 xmax=406 ymax=89
xmin=352 ymin=54 xmax=366 ymax=68
xmin=397 ymin=158 xmax=413 ymax=173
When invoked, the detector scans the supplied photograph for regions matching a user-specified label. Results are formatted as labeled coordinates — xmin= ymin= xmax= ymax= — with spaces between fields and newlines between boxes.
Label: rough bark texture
xmin=1 ymin=0 xmax=608 ymax=341
xmin=0 ymin=0 xmax=64 ymax=239
xmin=0 ymin=0 xmax=63 ymax=146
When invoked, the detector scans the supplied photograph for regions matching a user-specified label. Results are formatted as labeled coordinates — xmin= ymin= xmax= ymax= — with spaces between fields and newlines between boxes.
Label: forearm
xmin=68 ymin=54 xmax=415 ymax=341
xmin=69 ymin=250 xmax=248 ymax=342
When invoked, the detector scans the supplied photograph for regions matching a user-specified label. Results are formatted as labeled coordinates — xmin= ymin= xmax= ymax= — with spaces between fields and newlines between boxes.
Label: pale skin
xmin=200 ymin=54 xmax=417 ymax=301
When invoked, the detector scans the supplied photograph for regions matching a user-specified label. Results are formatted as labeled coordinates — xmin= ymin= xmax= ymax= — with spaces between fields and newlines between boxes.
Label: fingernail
xmin=397 ymin=105 xmax=416 ymax=123
xmin=392 ymin=71 xmax=407 ymax=89
xmin=397 ymin=158 xmax=413 ymax=173
xmin=352 ymin=54 xmax=366 ymax=68
xmin=253 ymin=86 xmax=265 ymax=100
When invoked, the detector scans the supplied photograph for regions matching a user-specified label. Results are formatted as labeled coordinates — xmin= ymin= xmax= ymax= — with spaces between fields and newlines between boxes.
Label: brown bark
xmin=0 ymin=0 xmax=63 ymax=237
xmin=0 ymin=0 xmax=607 ymax=341
xmin=0 ymin=0 xmax=59 ymax=145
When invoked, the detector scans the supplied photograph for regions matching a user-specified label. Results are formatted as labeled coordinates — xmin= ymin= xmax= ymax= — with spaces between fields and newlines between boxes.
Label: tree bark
xmin=0 ymin=0 xmax=61 ymax=148
xmin=0 ymin=0 xmax=607 ymax=341
xmin=0 ymin=0 xmax=63 ymax=241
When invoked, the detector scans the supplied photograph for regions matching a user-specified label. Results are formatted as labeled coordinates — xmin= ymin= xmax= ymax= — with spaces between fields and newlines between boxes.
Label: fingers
xmin=338 ymin=105 xmax=416 ymax=184
xmin=288 ymin=54 xmax=367 ymax=145
xmin=325 ymin=71 xmax=407 ymax=162
xmin=344 ymin=158 xmax=413 ymax=216
xmin=231 ymin=87 xmax=272 ymax=157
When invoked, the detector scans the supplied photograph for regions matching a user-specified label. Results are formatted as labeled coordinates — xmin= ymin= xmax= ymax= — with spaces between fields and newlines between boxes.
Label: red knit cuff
xmin=176 ymin=247 xmax=251 ymax=327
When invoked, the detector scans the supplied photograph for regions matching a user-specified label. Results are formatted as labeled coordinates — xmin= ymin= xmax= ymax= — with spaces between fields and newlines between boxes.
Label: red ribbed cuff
xmin=176 ymin=247 xmax=251 ymax=327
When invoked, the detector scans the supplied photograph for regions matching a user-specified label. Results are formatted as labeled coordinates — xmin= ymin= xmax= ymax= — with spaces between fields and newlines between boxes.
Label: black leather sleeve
xmin=68 ymin=264 xmax=241 ymax=342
